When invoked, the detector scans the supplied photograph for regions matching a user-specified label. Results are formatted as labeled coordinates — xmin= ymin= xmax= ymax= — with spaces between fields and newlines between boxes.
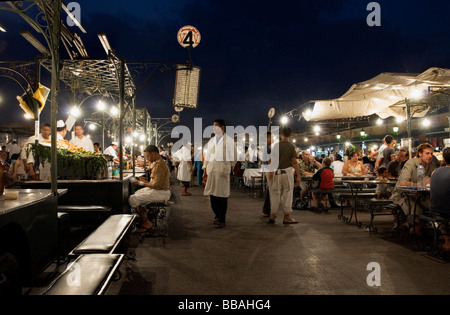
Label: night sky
xmin=1 ymin=0 xmax=449 ymax=143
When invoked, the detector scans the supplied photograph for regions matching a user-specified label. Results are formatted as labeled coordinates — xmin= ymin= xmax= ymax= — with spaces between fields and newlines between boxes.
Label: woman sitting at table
xmin=342 ymin=151 xmax=367 ymax=176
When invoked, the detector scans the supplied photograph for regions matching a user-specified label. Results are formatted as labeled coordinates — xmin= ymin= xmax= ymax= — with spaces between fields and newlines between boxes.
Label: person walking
xmin=261 ymin=131 xmax=272 ymax=217
xmin=202 ymin=119 xmax=236 ymax=228
xmin=267 ymin=126 xmax=301 ymax=224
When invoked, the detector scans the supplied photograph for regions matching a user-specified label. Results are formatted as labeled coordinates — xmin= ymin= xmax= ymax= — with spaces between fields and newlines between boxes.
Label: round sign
xmin=172 ymin=114 xmax=179 ymax=123
xmin=177 ymin=25 xmax=201 ymax=48
xmin=268 ymin=108 xmax=275 ymax=119
xmin=174 ymin=106 xmax=184 ymax=112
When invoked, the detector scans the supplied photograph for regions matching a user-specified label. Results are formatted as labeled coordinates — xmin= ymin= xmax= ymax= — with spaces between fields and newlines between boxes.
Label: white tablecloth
xmin=243 ymin=168 xmax=263 ymax=186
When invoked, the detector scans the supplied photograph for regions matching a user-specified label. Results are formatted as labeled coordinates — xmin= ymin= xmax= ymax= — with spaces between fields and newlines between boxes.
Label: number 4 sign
xmin=177 ymin=25 xmax=201 ymax=48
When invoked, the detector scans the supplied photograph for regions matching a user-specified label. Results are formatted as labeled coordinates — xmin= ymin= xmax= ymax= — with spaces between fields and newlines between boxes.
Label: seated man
xmin=129 ymin=144 xmax=171 ymax=233
xmin=430 ymin=147 xmax=450 ymax=252
xmin=391 ymin=143 xmax=435 ymax=235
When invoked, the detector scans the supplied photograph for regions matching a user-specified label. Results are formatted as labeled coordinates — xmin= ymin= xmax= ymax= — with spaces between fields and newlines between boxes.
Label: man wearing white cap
xmin=69 ymin=124 xmax=94 ymax=152
xmin=56 ymin=120 xmax=67 ymax=140
xmin=104 ymin=141 xmax=120 ymax=164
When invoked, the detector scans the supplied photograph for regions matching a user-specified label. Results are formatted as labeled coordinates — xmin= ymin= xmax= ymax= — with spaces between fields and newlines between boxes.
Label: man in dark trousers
xmin=261 ymin=131 xmax=272 ymax=217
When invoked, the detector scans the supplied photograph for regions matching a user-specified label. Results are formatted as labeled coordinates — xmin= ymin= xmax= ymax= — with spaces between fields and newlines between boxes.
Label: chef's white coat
xmin=203 ymin=134 xmax=237 ymax=198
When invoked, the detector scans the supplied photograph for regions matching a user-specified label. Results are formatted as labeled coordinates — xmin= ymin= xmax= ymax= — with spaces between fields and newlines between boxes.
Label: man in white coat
xmin=202 ymin=119 xmax=237 ymax=228
xmin=70 ymin=124 xmax=94 ymax=152
xmin=172 ymin=142 xmax=193 ymax=196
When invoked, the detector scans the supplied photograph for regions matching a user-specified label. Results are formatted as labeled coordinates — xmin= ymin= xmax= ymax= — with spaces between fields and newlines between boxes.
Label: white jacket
xmin=203 ymin=134 xmax=236 ymax=198
xmin=173 ymin=145 xmax=192 ymax=182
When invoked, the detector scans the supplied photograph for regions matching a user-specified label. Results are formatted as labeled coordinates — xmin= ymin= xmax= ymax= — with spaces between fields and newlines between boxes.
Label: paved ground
xmin=106 ymin=182 xmax=449 ymax=295
xmin=25 ymin=176 xmax=449 ymax=296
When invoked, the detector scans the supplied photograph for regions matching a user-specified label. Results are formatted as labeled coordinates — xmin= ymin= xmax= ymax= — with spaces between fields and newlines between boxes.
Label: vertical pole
xmin=119 ymin=57 xmax=125 ymax=181
xmin=132 ymin=96 xmax=136 ymax=177
xmin=102 ymin=111 xmax=105 ymax=152
xmin=50 ymin=0 xmax=61 ymax=195
xmin=143 ymin=111 xmax=147 ymax=173
xmin=406 ymin=98 xmax=412 ymax=159
xmin=34 ymin=58 xmax=41 ymax=174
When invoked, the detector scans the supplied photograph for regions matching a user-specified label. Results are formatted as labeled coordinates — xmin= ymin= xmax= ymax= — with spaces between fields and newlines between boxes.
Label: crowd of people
xmin=124 ymin=124 xmax=449 ymax=245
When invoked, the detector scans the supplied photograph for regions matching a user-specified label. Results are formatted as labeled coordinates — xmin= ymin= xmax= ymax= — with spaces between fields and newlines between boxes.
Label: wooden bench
xmin=68 ymin=214 xmax=137 ymax=257
xmin=42 ymin=253 xmax=124 ymax=295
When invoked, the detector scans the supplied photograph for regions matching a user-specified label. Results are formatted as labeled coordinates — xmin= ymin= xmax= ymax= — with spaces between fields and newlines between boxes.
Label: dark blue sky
xmin=1 ymin=0 xmax=449 ymax=138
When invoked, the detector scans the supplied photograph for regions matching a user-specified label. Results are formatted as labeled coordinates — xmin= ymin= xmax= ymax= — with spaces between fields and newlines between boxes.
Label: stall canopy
xmin=303 ymin=67 xmax=450 ymax=121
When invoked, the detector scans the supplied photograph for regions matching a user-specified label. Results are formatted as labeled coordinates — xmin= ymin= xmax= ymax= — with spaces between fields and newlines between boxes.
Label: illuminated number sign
xmin=177 ymin=25 xmax=201 ymax=48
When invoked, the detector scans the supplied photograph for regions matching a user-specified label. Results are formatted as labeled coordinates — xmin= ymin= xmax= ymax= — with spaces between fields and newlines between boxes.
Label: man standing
xmin=375 ymin=135 xmax=395 ymax=171
xmin=391 ymin=143 xmax=436 ymax=235
xmin=104 ymin=141 xmax=120 ymax=164
xmin=261 ymin=131 xmax=272 ymax=217
xmin=172 ymin=142 xmax=193 ymax=196
xmin=21 ymin=123 xmax=51 ymax=180
xmin=129 ymin=144 xmax=171 ymax=233
xmin=56 ymin=120 xmax=67 ymax=140
xmin=203 ymin=119 xmax=236 ymax=228
xmin=267 ymin=126 xmax=301 ymax=224
xmin=70 ymin=124 xmax=94 ymax=152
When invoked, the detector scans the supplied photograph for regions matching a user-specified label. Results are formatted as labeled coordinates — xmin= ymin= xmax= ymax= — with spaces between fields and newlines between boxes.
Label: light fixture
xmin=0 ymin=22 xmax=7 ymax=33
xmin=19 ymin=30 xmax=50 ymax=55
xmin=89 ymin=124 xmax=96 ymax=131
xmin=281 ymin=116 xmax=288 ymax=125
xmin=345 ymin=142 xmax=351 ymax=147
xmin=98 ymin=32 xmax=112 ymax=55
xmin=396 ymin=117 xmax=405 ymax=123
xmin=376 ymin=119 xmax=383 ymax=125
xmin=293 ymin=139 xmax=296 ymax=143
xmin=336 ymin=134 xmax=341 ymax=140
xmin=96 ymin=100 xmax=106 ymax=111
xmin=410 ymin=88 xmax=424 ymax=100
xmin=360 ymin=129 xmax=366 ymax=137
xmin=393 ymin=126 xmax=399 ymax=133
xmin=110 ymin=106 xmax=119 ymax=117
xmin=313 ymin=125 xmax=321 ymax=132
xmin=422 ymin=118 xmax=431 ymax=127
xmin=304 ymin=138 xmax=308 ymax=142
xmin=86 ymin=135 xmax=91 ymax=139
xmin=139 ymin=134 xmax=146 ymax=142
xmin=70 ymin=106 xmax=80 ymax=118
xmin=24 ymin=113 xmax=32 ymax=120
xmin=304 ymin=109 xmax=312 ymax=118
xmin=315 ymin=132 xmax=320 ymax=136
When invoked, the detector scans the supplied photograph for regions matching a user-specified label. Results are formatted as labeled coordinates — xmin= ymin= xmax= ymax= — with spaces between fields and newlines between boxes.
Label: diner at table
xmin=391 ymin=143 xmax=436 ymax=235
xmin=342 ymin=151 xmax=368 ymax=176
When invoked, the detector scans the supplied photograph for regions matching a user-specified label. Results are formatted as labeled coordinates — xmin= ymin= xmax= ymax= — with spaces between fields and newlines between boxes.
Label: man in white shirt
xmin=21 ymin=123 xmax=51 ymax=180
xmin=104 ymin=141 xmax=120 ymax=164
xmin=7 ymin=139 xmax=22 ymax=157
xmin=57 ymin=120 xmax=67 ymax=140
xmin=69 ymin=124 xmax=94 ymax=152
